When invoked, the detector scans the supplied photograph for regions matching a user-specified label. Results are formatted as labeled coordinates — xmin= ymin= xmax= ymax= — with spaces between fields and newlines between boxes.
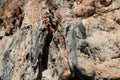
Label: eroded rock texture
xmin=0 ymin=0 xmax=120 ymax=80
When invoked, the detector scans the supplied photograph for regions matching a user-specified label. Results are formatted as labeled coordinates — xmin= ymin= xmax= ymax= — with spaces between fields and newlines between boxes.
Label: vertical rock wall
xmin=0 ymin=0 xmax=120 ymax=80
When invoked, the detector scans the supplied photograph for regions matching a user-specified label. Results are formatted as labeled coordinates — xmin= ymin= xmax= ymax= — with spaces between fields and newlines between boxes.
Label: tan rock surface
xmin=0 ymin=0 xmax=120 ymax=80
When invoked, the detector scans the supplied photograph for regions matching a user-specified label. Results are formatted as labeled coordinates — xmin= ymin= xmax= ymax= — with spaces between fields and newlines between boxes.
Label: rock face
xmin=0 ymin=0 xmax=120 ymax=80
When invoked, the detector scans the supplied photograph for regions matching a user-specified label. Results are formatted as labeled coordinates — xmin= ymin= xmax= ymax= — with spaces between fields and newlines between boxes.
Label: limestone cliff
xmin=0 ymin=0 xmax=120 ymax=80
